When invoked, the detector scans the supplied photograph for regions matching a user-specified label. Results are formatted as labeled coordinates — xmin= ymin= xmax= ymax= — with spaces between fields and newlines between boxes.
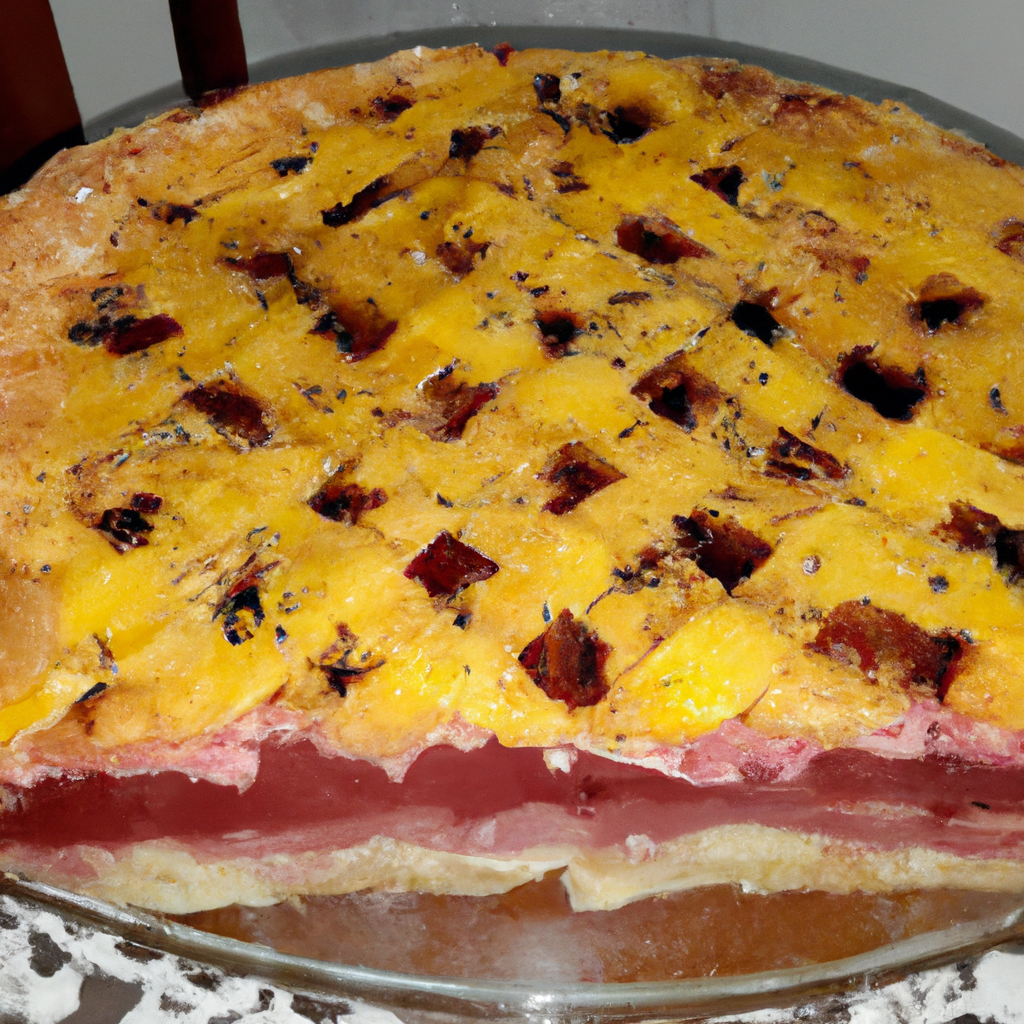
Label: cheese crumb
xmin=625 ymin=833 xmax=657 ymax=864
xmin=543 ymin=747 xmax=577 ymax=773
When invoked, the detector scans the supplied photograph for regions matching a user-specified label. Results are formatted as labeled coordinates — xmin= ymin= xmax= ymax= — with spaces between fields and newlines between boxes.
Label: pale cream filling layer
xmin=9 ymin=824 xmax=1024 ymax=915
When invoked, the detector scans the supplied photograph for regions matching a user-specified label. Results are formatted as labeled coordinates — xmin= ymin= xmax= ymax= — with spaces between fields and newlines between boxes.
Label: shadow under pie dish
xmin=2 ymin=40 xmax=1024 ymax=984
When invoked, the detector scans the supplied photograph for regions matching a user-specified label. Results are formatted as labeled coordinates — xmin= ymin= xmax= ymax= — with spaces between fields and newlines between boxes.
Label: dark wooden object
xmin=1 ymin=0 xmax=250 ymax=195
xmin=0 ymin=0 xmax=85 ymax=194
xmin=168 ymin=0 xmax=248 ymax=103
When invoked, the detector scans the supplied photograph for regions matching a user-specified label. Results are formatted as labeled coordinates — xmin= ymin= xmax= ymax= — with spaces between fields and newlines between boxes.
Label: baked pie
xmin=1 ymin=43 xmax=1024 ymax=919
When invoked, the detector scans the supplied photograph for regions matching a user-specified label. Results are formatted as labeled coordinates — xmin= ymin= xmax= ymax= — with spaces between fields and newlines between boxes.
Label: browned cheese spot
xmin=935 ymin=501 xmax=1024 ymax=583
xmin=608 ymin=290 xmax=652 ymax=306
xmin=418 ymin=366 xmax=500 ymax=441
xmin=534 ymin=309 xmax=585 ymax=357
xmin=320 ymin=160 xmax=431 ymax=227
xmin=600 ymin=104 xmax=655 ymax=144
xmin=317 ymin=624 xmax=385 ymax=696
xmin=772 ymin=92 xmax=863 ymax=123
xmin=798 ymin=209 xmax=871 ymax=280
xmin=699 ymin=63 xmax=778 ymax=101
xmin=765 ymin=427 xmax=848 ymax=482
xmin=310 ymin=304 xmax=398 ymax=362
xmin=369 ymin=94 xmax=414 ymax=122
xmin=616 ymin=215 xmax=712 ymax=264
xmin=807 ymin=600 xmax=964 ymax=698
xmin=539 ymin=442 xmax=626 ymax=515
xmin=270 ymin=156 xmax=312 ymax=176
xmin=672 ymin=508 xmax=772 ymax=593
xmin=213 ymin=559 xmax=279 ymax=646
xmin=549 ymin=161 xmax=590 ymax=193
xmin=837 ymin=346 xmax=926 ymax=421
xmin=689 ymin=165 xmax=746 ymax=205
xmin=519 ymin=608 xmax=611 ymax=709
xmin=632 ymin=354 xmax=721 ymax=432
xmin=322 ymin=176 xmax=391 ymax=226
xmin=94 ymin=507 xmax=154 ymax=553
xmin=149 ymin=201 xmax=200 ymax=225
xmin=566 ymin=100 xmax=647 ymax=141
xmin=404 ymin=531 xmax=499 ymax=600
xmin=69 ymin=308 xmax=184 ymax=357
xmin=222 ymin=252 xmax=294 ymax=280
xmin=308 ymin=465 xmax=387 ymax=525
xmin=533 ymin=73 xmax=561 ymax=104
xmin=109 ymin=314 xmax=184 ymax=356
xmin=182 ymin=382 xmax=275 ymax=446
xmin=436 ymin=238 xmax=491 ymax=279
xmin=129 ymin=492 xmax=163 ymax=514
xmin=911 ymin=274 xmax=985 ymax=332
xmin=449 ymin=125 xmax=501 ymax=160
xmin=609 ymin=546 xmax=665 ymax=594
xmin=731 ymin=299 xmax=784 ymax=346
xmin=995 ymin=219 xmax=1024 ymax=261
xmin=491 ymin=42 xmax=515 ymax=66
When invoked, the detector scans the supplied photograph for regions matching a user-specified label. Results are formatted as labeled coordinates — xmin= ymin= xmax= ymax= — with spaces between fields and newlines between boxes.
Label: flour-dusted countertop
xmin=1 ymin=889 xmax=1021 ymax=1024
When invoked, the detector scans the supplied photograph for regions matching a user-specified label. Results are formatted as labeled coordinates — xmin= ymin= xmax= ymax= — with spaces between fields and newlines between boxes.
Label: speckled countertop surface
xmin=0 ymin=890 xmax=1021 ymax=1024
xmin=707 ymin=948 xmax=1024 ymax=1024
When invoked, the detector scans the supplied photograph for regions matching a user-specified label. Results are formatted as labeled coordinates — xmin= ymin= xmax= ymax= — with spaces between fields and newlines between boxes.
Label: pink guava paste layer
xmin=2 ymin=722 xmax=1024 ymax=873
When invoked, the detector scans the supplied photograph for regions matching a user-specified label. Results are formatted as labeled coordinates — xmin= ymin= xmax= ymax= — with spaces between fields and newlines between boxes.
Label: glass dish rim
xmin=26 ymin=21 xmax=1024 ymax=1018
xmin=4 ymin=873 xmax=1024 ymax=1020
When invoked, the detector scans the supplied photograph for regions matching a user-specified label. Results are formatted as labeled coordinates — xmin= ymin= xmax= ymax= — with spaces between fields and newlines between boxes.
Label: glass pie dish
xmin=5 ymin=18 xmax=1024 ymax=1023
xmin=3 ymin=870 xmax=1023 ymax=1022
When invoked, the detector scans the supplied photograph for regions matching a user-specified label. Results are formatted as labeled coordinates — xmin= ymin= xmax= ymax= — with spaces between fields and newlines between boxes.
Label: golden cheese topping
xmin=3 ymin=44 xmax=1024 ymax=771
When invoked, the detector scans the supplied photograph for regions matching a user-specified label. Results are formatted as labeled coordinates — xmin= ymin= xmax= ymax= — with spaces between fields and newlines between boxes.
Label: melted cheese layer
xmin=2 ymin=44 xmax=1024 ymax=777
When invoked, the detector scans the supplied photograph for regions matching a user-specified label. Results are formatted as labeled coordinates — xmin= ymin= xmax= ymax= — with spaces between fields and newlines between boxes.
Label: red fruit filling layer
xmin=2 ymin=739 xmax=1024 ymax=870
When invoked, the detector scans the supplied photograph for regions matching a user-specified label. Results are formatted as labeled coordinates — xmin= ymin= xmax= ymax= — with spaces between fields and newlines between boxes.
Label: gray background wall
xmin=48 ymin=0 xmax=1024 ymax=142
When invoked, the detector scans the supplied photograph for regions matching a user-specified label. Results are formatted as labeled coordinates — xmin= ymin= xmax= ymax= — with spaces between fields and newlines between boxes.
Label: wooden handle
xmin=168 ymin=0 xmax=249 ymax=103
xmin=0 ymin=0 xmax=84 ymax=194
